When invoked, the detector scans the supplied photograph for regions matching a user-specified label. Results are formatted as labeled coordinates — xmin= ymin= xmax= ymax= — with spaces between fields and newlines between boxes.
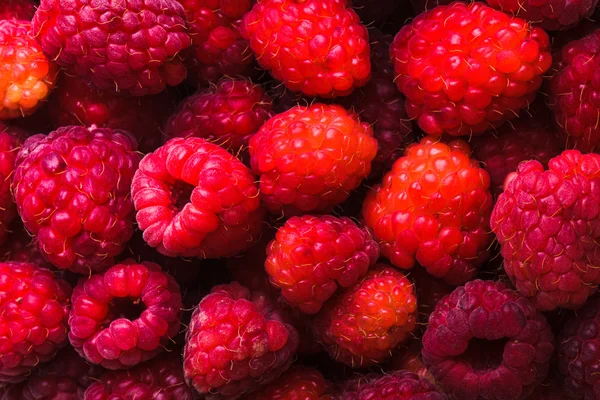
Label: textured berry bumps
xmin=241 ymin=0 xmax=371 ymax=97
xmin=363 ymin=136 xmax=493 ymax=285
xmin=244 ymin=366 xmax=332 ymax=400
xmin=390 ymin=2 xmax=552 ymax=136
xmin=0 ymin=124 xmax=23 ymax=247
xmin=0 ymin=0 xmax=35 ymax=21
xmin=132 ymin=137 xmax=264 ymax=258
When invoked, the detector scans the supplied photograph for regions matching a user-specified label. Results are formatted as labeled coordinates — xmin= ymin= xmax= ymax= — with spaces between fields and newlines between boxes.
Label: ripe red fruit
xmin=363 ymin=136 xmax=493 ymax=285
xmin=390 ymin=2 xmax=552 ymax=136
xmin=0 ymin=222 xmax=51 ymax=269
xmin=422 ymin=280 xmax=555 ymax=400
xmin=0 ymin=124 xmax=24 ymax=247
xmin=491 ymin=150 xmax=600 ymax=311
xmin=249 ymin=104 xmax=378 ymax=215
xmin=132 ymin=137 xmax=264 ymax=258
xmin=183 ymin=282 xmax=299 ymax=398
xmin=241 ymin=0 xmax=371 ymax=97
xmin=12 ymin=127 xmax=141 ymax=274
xmin=244 ymin=366 xmax=332 ymax=400
xmin=32 ymin=0 xmax=191 ymax=96
xmin=68 ymin=260 xmax=182 ymax=370
xmin=333 ymin=370 xmax=447 ymax=399
xmin=0 ymin=0 xmax=35 ymax=21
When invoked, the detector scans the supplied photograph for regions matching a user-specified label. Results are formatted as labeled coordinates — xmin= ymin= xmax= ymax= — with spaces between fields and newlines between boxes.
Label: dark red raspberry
xmin=249 ymin=104 xmax=378 ymax=216
xmin=244 ymin=366 xmax=332 ymax=400
xmin=390 ymin=340 xmax=437 ymax=384
xmin=390 ymin=2 xmax=552 ymax=136
xmin=363 ymin=136 xmax=493 ymax=285
xmin=12 ymin=126 xmax=141 ymax=274
xmin=31 ymin=0 xmax=192 ymax=96
xmin=528 ymin=375 xmax=568 ymax=400
xmin=0 ymin=0 xmax=35 ymax=21
xmin=422 ymin=280 xmax=555 ymax=400
xmin=0 ymin=222 xmax=51 ymax=269
xmin=0 ymin=124 xmax=24 ymax=247
xmin=183 ymin=282 xmax=299 ymax=398
xmin=132 ymin=137 xmax=264 ymax=258
xmin=241 ymin=0 xmax=371 ymax=98
xmin=314 ymin=266 xmax=418 ymax=367
xmin=0 ymin=262 xmax=71 ymax=384
xmin=491 ymin=150 xmax=600 ymax=311
xmin=68 ymin=260 xmax=182 ymax=370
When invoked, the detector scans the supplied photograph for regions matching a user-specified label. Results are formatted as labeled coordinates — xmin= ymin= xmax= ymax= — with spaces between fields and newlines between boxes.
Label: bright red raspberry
xmin=314 ymin=266 xmax=418 ymax=367
xmin=241 ymin=0 xmax=371 ymax=98
xmin=491 ymin=150 xmax=600 ymax=311
xmin=390 ymin=2 xmax=552 ymax=136
xmin=0 ymin=0 xmax=35 ymax=20
xmin=0 ymin=124 xmax=24 ymax=247
xmin=132 ymin=137 xmax=264 ymax=258
xmin=266 ymin=215 xmax=379 ymax=314
xmin=183 ymin=282 xmax=299 ymax=398
xmin=68 ymin=260 xmax=182 ymax=370
xmin=12 ymin=127 xmax=140 ymax=274
xmin=333 ymin=371 xmax=447 ymax=400
xmin=31 ymin=0 xmax=191 ymax=96
xmin=0 ymin=262 xmax=71 ymax=384
xmin=249 ymin=104 xmax=378 ymax=215
xmin=244 ymin=366 xmax=332 ymax=400
xmin=363 ymin=136 xmax=493 ymax=285
xmin=422 ymin=280 xmax=555 ymax=400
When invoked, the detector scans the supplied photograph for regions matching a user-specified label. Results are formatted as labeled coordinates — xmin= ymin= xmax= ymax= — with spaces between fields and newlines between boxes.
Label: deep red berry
xmin=0 ymin=124 xmax=24 ymax=247
xmin=0 ymin=0 xmax=35 ymax=21
xmin=0 ymin=222 xmax=52 ymax=269
xmin=244 ymin=366 xmax=332 ymax=400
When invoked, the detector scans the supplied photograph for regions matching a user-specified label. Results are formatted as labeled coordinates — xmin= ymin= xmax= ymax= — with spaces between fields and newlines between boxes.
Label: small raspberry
xmin=390 ymin=2 xmax=552 ymax=136
xmin=68 ymin=260 xmax=182 ymax=370
xmin=0 ymin=124 xmax=24 ymax=247
xmin=244 ymin=366 xmax=332 ymax=400
xmin=241 ymin=0 xmax=371 ymax=98
xmin=249 ymin=104 xmax=378 ymax=215
xmin=363 ymin=136 xmax=493 ymax=285
xmin=314 ymin=266 xmax=418 ymax=367
xmin=183 ymin=282 xmax=299 ymax=398
xmin=132 ymin=137 xmax=264 ymax=258
xmin=422 ymin=280 xmax=555 ymax=400
xmin=31 ymin=0 xmax=192 ymax=96
xmin=0 ymin=0 xmax=35 ymax=21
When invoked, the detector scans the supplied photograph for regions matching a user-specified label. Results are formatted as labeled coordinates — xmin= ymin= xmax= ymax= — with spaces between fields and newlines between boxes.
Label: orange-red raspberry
xmin=244 ymin=366 xmax=332 ymax=400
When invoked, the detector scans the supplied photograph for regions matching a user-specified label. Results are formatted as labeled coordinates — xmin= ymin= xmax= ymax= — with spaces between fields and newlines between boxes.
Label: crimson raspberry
xmin=0 ymin=0 xmax=35 ymax=20
xmin=32 ymin=0 xmax=191 ymax=96
xmin=183 ymin=282 xmax=299 ymax=398
xmin=363 ymin=136 xmax=493 ymax=285
xmin=132 ymin=137 xmax=264 ymax=258
xmin=422 ymin=280 xmax=555 ymax=400
xmin=250 ymin=104 xmax=378 ymax=215
xmin=244 ymin=366 xmax=332 ymax=400
xmin=0 ymin=124 xmax=24 ymax=247
xmin=241 ymin=0 xmax=371 ymax=97
xmin=390 ymin=2 xmax=552 ymax=136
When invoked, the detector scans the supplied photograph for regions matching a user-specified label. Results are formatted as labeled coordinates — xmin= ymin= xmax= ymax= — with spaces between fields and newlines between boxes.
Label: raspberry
xmin=0 ymin=222 xmax=51 ymax=269
xmin=363 ymin=136 xmax=493 ymax=285
xmin=390 ymin=2 xmax=552 ymax=136
xmin=31 ymin=0 xmax=192 ymax=96
xmin=244 ymin=366 xmax=332 ymax=400
xmin=422 ymin=280 xmax=555 ymax=400
xmin=241 ymin=0 xmax=371 ymax=98
xmin=0 ymin=262 xmax=71 ymax=384
xmin=68 ymin=260 xmax=182 ymax=370
xmin=0 ymin=124 xmax=24 ymax=247
xmin=12 ymin=126 xmax=141 ymax=274
xmin=313 ymin=266 xmax=418 ymax=367
xmin=266 ymin=215 xmax=379 ymax=314
xmin=132 ymin=137 xmax=264 ymax=258
xmin=491 ymin=150 xmax=600 ymax=311
xmin=183 ymin=282 xmax=299 ymax=398
xmin=0 ymin=0 xmax=35 ymax=21
xmin=390 ymin=340 xmax=437 ymax=384
xmin=249 ymin=104 xmax=378 ymax=215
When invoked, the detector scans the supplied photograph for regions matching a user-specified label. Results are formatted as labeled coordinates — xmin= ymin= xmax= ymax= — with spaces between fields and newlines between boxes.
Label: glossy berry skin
xmin=68 ymin=260 xmax=182 ymax=370
xmin=0 ymin=0 xmax=35 ymax=21
xmin=241 ymin=0 xmax=371 ymax=98
xmin=0 ymin=124 xmax=24 ymax=247
xmin=423 ymin=280 xmax=555 ymax=400
xmin=183 ymin=282 xmax=299 ymax=399
xmin=390 ymin=2 xmax=552 ymax=136
xmin=0 ymin=262 xmax=71 ymax=384
xmin=132 ymin=137 xmax=264 ymax=258
xmin=31 ymin=0 xmax=191 ymax=96
xmin=491 ymin=151 xmax=600 ymax=311
xmin=313 ymin=266 xmax=418 ymax=367
xmin=244 ymin=366 xmax=331 ymax=400
xmin=250 ymin=104 xmax=378 ymax=215
xmin=12 ymin=126 xmax=141 ymax=274
xmin=363 ymin=136 xmax=493 ymax=285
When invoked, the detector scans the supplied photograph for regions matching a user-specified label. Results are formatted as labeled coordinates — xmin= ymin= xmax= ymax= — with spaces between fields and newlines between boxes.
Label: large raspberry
xmin=132 ymin=137 xmax=264 ymax=258
xmin=422 ymin=280 xmax=555 ymax=400
xmin=390 ymin=2 xmax=552 ymax=136
xmin=244 ymin=366 xmax=332 ymax=400
xmin=363 ymin=136 xmax=493 ymax=285
xmin=313 ymin=266 xmax=418 ymax=367
xmin=249 ymin=104 xmax=378 ymax=215
xmin=183 ymin=282 xmax=299 ymax=398
xmin=241 ymin=0 xmax=371 ymax=98
xmin=0 ymin=262 xmax=71 ymax=384
xmin=491 ymin=150 xmax=600 ymax=311
xmin=0 ymin=124 xmax=24 ymax=247
xmin=68 ymin=260 xmax=182 ymax=370
xmin=31 ymin=0 xmax=191 ymax=96
xmin=12 ymin=126 xmax=140 ymax=274
xmin=0 ymin=0 xmax=35 ymax=21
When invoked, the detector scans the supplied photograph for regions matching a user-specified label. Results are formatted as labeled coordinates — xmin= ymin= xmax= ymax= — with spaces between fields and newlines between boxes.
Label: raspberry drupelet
xmin=0 ymin=0 xmax=35 ymax=21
